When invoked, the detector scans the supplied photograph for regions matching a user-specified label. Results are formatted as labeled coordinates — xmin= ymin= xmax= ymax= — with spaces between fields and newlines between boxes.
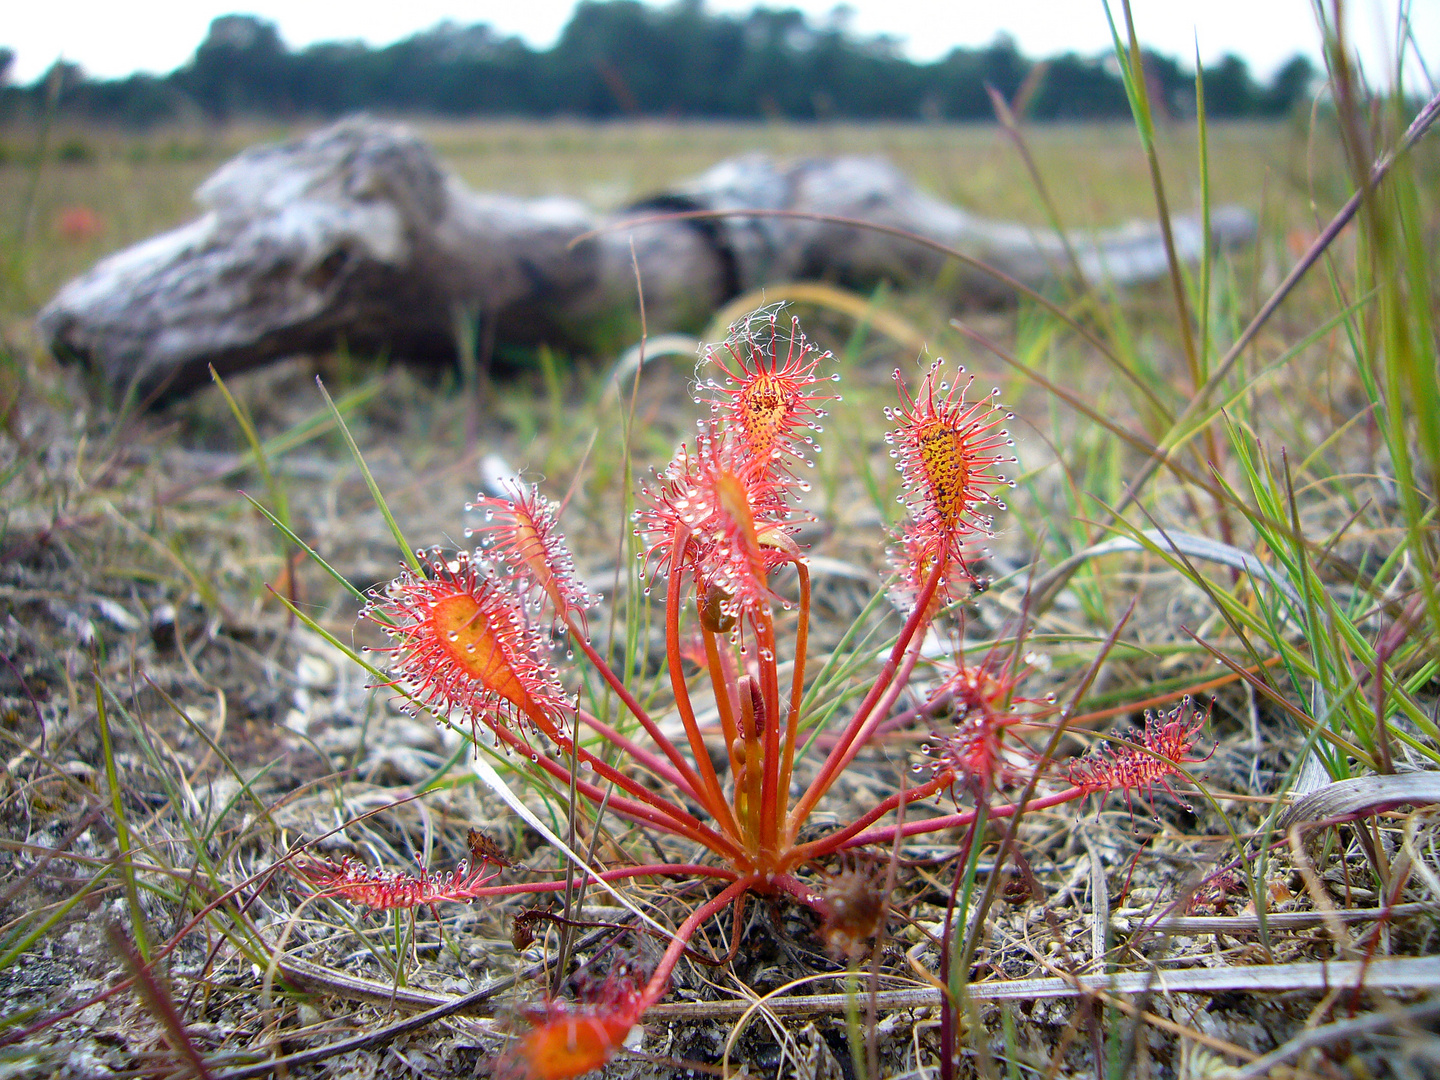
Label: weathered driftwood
xmin=38 ymin=117 xmax=1256 ymax=402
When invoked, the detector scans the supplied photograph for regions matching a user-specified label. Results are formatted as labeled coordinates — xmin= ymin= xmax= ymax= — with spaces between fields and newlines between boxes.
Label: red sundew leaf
xmin=700 ymin=311 xmax=836 ymax=472
xmin=884 ymin=360 xmax=1016 ymax=594
xmin=918 ymin=654 xmax=1045 ymax=795
xmin=940 ymin=656 xmax=1029 ymax=718
xmin=1066 ymin=697 xmax=1212 ymax=819
xmin=361 ymin=549 xmax=569 ymax=740
xmin=634 ymin=425 xmax=800 ymax=620
xmin=634 ymin=438 xmax=710 ymax=578
xmin=708 ymin=466 xmax=783 ymax=617
xmin=911 ymin=637 xmax=1066 ymax=804
xmin=886 ymin=519 xmax=985 ymax=615
xmin=292 ymin=854 xmax=503 ymax=911
xmin=925 ymin=712 xmax=1022 ymax=795
xmin=466 ymin=482 xmax=593 ymax=625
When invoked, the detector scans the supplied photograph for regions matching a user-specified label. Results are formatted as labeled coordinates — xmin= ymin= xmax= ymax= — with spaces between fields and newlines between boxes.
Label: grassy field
xmin=0 ymin=81 xmax=1437 ymax=1080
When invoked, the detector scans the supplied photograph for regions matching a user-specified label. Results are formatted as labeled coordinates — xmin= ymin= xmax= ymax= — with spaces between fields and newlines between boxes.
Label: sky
xmin=3 ymin=1 xmax=1432 ymax=87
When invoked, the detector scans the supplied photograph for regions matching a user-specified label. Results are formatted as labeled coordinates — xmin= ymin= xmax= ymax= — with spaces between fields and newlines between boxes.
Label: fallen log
xmin=38 ymin=117 xmax=1256 ymax=403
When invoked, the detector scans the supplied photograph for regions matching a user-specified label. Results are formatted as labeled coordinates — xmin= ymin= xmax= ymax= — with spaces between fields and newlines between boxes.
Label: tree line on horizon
xmin=0 ymin=1 xmax=1316 ymax=127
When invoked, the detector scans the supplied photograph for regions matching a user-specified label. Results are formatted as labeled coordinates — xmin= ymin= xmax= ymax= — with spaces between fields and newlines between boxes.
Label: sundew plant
xmin=297 ymin=312 xmax=1210 ymax=1080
